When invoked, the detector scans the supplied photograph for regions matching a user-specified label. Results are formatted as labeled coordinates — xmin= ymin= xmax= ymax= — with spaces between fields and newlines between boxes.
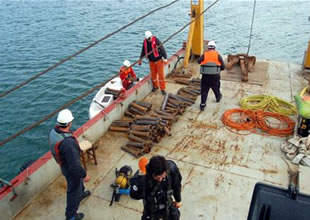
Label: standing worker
xmin=48 ymin=109 xmax=91 ymax=220
xmin=119 ymin=60 xmax=137 ymax=90
xmin=130 ymin=155 xmax=182 ymax=220
xmin=139 ymin=31 xmax=168 ymax=95
xmin=198 ymin=40 xmax=225 ymax=111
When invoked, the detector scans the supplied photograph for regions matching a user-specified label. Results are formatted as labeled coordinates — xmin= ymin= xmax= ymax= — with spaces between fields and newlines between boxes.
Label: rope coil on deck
xmin=240 ymin=94 xmax=297 ymax=116
xmin=222 ymin=109 xmax=295 ymax=137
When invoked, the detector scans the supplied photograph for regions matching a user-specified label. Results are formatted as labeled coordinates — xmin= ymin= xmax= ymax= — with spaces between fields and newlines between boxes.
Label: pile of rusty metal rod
xmin=124 ymin=101 xmax=152 ymax=118
xmin=161 ymin=92 xmax=197 ymax=115
xmin=174 ymin=77 xmax=201 ymax=86
xmin=122 ymin=114 xmax=174 ymax=157
xmin=105 ymin=87 xmax=121 ymax=99
xmin=171 ymin=73 xmax=192 ymax=79
xmin=226 ymin=53 xmax=256 ymax=82
xmin=109 ymin=119 xmax=133 ymax=132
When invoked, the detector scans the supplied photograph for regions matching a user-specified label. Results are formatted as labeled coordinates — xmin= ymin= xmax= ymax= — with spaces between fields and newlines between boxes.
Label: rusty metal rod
xmin=128 ymin=134 xmax=148 ymax=143
xmin=167 ymin=100 xmax=179 ymax=108
xmin=155 ymin=109 xmax=173 ymax=116
xmin=125 ymin=110 xmax=135 ymax=118
xmin=126 ymin=141 xmax=145 ymax=149
xmin=175 ymin=79 xmax=191 ymax=85
xmin=176 ymin=92 xmax=196 ymax=104
xmin=135 ymin=115 xmax=160 ymax=121
xmin=152 ymin=113 xmax=174 ymax=121
xmin=121 ymin=145 xmax=142 ymax=158
xmin=173 ymin=73 xmax=192 ymax=78
xmin=135 ymin=120 xmax=159 ymax=126
xmin=161 ymin=93 xmax=169 ymax=111
xmin=131 ymin=124 xmax=152 ymax=131
xmin=111 ymin=121 xmax=132 ymax=127
xmin=134 ymin=101 xmax=152 ymax=111
xmin=128 ymin=106 xmax=145 ymax=116
xmin=130 ymin=102 xmax=148 ymax=112
xmin=164 ymin=126 xmax=171 ymax=136
xmin=179 ymin=88 xmax=198 ymax=96
xmin=169 ymin=94 xmax=195 ymax=104
xmin=130 ymin=130 xmax=150 ymax=138
xmin=109 ymin=126 xmax=129 ymax=132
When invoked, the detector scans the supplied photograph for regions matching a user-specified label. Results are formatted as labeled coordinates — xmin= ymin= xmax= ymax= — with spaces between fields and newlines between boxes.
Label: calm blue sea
xmin=0 ymin=0 xmax=309 ymax=181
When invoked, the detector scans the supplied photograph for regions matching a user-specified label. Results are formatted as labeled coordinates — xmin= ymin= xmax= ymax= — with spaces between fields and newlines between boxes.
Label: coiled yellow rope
xmin=240 ymin=94 xmax=297 ymax=116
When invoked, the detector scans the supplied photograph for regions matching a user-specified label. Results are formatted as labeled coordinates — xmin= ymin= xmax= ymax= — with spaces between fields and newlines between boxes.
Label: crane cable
xmin=0 ymin=0 xmax=221 ymax=147
xmin=240 ymin=94 xmax=297 ymax=116
xmin=246 ymin=0 xmax=256 ymax=55
xmin=0 ymin=0 xmax=180 ymax=99
xmin=222 ymin=109 xmax=295 ymax=137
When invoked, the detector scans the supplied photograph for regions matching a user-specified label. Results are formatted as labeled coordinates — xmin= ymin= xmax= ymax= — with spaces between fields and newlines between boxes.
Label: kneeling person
xmin=120 ymin=60 xmax=137 ymax=90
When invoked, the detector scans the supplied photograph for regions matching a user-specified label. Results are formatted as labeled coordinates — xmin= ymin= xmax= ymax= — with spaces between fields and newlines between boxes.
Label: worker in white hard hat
xmin=138 ymin=31 xmax=168 ymax=95
xmin=119 ymin=60 xmax=137 ymax=90
xmin=197 ymin=40 xmax=225 ymax=111
xmin=48 ymin=109 xmax=90 ymax=220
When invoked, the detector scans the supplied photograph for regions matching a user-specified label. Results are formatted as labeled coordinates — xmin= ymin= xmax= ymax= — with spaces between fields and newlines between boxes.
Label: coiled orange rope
xmin=222 ymin=109 xmax=295 ymax=137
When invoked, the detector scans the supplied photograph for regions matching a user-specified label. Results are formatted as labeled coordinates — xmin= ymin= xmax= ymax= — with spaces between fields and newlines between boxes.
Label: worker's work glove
xmin=138 ymin=59 xmax=142 ymax=65
xmin=84 ymin=174 xmax=91 ymax=182
xmin=163 ymin=59 xmax=168 ymax=63
xmin=173 ymin=201 xmax=182 ymax=208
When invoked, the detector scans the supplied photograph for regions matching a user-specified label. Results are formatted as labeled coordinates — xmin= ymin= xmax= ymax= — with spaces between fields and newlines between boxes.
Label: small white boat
xmin=89 ymin=77 xmax=123 ymax=119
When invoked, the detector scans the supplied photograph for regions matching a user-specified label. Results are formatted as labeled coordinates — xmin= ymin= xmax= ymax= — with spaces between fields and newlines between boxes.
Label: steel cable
xmin=0 ymin=0 xmax=221 ymax=147
xmin=246 ymin=0 xmax=256 ymax=55
xmin=0 ymin=0 xmax=180 ymax=99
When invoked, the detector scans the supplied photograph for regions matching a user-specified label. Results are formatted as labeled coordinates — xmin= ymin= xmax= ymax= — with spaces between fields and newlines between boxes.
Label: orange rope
xmin=222 ymin=109 xmax=295 ymax=137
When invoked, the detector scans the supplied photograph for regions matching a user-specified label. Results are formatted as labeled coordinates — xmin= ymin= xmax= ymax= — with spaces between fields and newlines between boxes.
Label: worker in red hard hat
xmin=138 ymin=31 xmax=168 ymax=95
xmin=119 ymin=60 xmax=137 ymax=90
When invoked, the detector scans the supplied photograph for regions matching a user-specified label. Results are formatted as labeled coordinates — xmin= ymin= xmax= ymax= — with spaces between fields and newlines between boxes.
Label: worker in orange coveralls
xmin=119 ymin=60 xmax=137 ymax=90
xmin=138 ymin=31 xmax=168 ymax=95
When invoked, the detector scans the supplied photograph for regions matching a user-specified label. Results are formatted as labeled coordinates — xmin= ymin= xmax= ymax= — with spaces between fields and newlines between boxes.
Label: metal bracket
xmin=0 ymin=178 xmax=18 ymax=201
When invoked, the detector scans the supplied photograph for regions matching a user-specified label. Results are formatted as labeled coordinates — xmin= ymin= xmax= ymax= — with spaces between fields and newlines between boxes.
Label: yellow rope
xmin=240 ymin=94 xmax=297 ymax=116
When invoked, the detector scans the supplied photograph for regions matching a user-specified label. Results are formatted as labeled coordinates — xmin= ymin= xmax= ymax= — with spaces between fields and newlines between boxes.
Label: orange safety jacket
xmin=144 ymin=36 xmax=159 ymax=58
xmin=119 ymin=66 xmax=137 ymax=90
xmin=200 ymin=50 xmax=222 ymax=75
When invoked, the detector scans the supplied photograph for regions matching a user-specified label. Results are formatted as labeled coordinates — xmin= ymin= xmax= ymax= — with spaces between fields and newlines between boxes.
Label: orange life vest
xmin=120 ymin=66 xmax=132 ymax=76
xmin=144 ymin=36 xmax=159 ymax=58
xmin=200 ymin=50 xmax=221 ymax=66
xmin=200 ymin=50 xmax=221 ymax=75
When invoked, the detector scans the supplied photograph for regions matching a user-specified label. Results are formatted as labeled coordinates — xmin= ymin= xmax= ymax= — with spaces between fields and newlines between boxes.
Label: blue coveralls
xmin=49 ymin=127 xmax=87 ymax=220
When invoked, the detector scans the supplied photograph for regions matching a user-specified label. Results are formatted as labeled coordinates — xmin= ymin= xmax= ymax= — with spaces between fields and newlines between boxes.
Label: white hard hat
xmin=57 ymin=109 xmax=74 ymax=125
xmin=123 ymin=60 xmax=131 ymax=67
xmin=208 ymin=40 xmax=216 ymax=49
xmin=145 ymin=31 xmax=152 ymax=39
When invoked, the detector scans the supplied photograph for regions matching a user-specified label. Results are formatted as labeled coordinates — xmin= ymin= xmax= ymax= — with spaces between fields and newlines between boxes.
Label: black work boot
xmin=75 ymin=213 xmax=84 ymax=220
xmin=200 ymin=104 xmax=206 ymax=111
xmin=216 ymin=93 xmax=222 ymax=103
xmin=161 ymin=90 xmax=167 ymax=95
xmin=81 ymin=190 xmax=91 ymax=202
xmin=152 ymin=87 xmax=158 ymax=92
